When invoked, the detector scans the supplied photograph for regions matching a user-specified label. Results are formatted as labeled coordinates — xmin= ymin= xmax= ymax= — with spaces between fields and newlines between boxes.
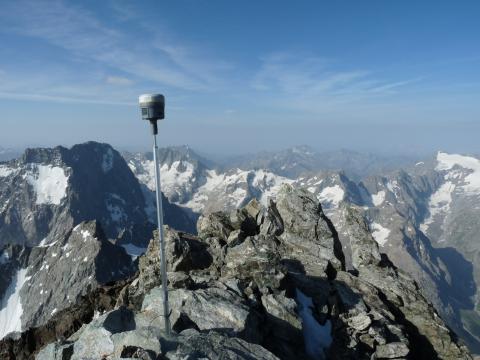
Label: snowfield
xmin=371 ymin=190 xmax=386 ymax=206
xmin=24 ymin=164 xmax=69 ymax=205
xmin=0 ymin=268 xmax=30 ymax=339
xmin=370 ymin=222 xmax=390 ymax=246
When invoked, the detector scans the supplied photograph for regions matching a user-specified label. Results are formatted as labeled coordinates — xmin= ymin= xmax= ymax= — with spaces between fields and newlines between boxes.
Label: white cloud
xmin=106 ymin=76 xmax=133 ymax=86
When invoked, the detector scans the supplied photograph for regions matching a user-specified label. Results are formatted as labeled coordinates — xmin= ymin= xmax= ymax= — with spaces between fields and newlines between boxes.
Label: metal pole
xmin=152 ymin=130 xmax=171 ymax=335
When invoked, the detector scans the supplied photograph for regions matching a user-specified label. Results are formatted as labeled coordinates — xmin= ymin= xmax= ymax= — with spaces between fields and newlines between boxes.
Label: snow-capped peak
xmin=436 ymin=152 xmax=480 ymax=194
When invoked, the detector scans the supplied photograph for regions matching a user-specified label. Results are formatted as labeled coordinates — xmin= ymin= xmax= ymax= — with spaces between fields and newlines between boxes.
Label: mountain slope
xmin=1 ymin=185 xmax=471 ymax=359
xmin=0 ymin=142 xmax=194 ymax=248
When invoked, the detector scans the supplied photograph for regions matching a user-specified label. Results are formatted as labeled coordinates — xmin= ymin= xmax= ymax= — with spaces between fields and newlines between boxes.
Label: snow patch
xmin=386 ymin=180 xmax=400 ymax=195
xmin=80 ymin=230 xmax=91 ymax=241
xmin=371 ymin=191 xmax=386 ymax=207
xmin=370 ymin=222 xmax=390 ymax=246
xmin=185 ymin=168 xmax=292 ymax=212
xmin=24 ymin=165 xmax=68 ymax=205
xmin=436 ymin=152 xmax=480 ymax=194
xmin=0 ymin=165 xmax=16 ymax=177
xmin=252 ymin=169 xmax=293 ymax=205
xmin=420 ymin=181 xmax=455 ymax=233
xmin=296 ymin=289 xmax=332 ymax=359
xmin=318 ymin=185 xmax=344 ymax=208
xmin=0 ymin=268 xmax=31 ymax=339
xmin=38 ymin=238 xmax=57 ymax=248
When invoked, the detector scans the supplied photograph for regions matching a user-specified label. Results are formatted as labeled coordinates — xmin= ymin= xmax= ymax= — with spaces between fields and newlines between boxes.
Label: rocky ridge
xmin=128 ymin=145 xmax=480 ymax=353
xmin=0 ymin=220 xmax=136 ymax=337
xmin=1 ymin=185 xmax=470 ymax=359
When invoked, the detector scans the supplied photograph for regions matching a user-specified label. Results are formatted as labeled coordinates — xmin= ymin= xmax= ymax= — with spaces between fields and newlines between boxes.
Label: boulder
xmin=141 ymin=285 xmax=260 ymax=342
xmin=273 ymin=184 xmax=345 ymax=276
xmin=166 ymin=329 xmax=279 ymax=359
xmin=375 ymin=342 xmax=410 ymax=359
xmin=197 ymin=212 xmax=234 ymax=240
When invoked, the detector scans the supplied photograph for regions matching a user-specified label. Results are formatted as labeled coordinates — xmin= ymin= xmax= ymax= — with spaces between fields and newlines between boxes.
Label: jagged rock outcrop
xmin=341 ymin=206 xmax=469 ymax=359
xmin=1 ymin=184 xmax=471 ymax=359
xmin=0 ymin=220 xmax=136 ymax=338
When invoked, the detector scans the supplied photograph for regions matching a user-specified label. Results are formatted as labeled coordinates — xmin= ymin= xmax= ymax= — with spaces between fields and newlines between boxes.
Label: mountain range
xmin=0 ymin=142 xmax=478 ymax=358
xmin=126 ymin=144 xmax=480 ymax=354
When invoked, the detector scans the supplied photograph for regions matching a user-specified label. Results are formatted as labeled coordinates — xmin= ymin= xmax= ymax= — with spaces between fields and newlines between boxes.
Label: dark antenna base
xmin=150 ymin=120 xmax=158 ymax=135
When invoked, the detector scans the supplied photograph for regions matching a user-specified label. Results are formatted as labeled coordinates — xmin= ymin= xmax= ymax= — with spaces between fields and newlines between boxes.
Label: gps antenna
xmin=138 ymin=93 xmax=171 ymax=336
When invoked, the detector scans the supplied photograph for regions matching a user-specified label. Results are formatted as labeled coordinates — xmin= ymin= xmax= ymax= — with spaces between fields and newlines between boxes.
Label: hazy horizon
xmin=3 ymin=140 xmax=480 ymax=162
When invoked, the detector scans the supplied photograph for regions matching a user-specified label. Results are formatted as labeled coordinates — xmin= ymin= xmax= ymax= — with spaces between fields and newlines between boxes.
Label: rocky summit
xmin=0 ymin=184 xmax=471 ymax=359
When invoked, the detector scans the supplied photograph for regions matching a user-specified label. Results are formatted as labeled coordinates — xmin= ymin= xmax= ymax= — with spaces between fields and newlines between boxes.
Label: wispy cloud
xmin=0 ymin=0 xmax=233 ymax=105
xmin=0 ymin=91 xmax=134 ymax=106
xmin=105 ymin=76 xmax=133 ymax=86
xmin=0 ymin=1 xmax=422 ymax=113
xmin=367 ymin=78 xmax=423 ymax=94
xmin=250 ymin=53 xmax=421 ymax=113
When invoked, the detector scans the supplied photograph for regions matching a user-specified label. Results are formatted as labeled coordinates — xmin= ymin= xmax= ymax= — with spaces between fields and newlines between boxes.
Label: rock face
xmin=273 ymin=186 xmax=345 ymax=276
xmin=0 ymin=220 xmax=136 ymax=337
xmin=333 ymin=206 xmax=469 ymax=359
xmin=0 ymin=142 xmax=195 ymax=249
xmin=1 ymin=185 xmax=469 ymax=360
xmin=291 ymin=164 xmax=480 ymax=354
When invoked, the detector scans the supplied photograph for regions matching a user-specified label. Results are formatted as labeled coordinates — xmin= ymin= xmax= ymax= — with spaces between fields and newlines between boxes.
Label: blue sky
xmin=0 ymin=0 xmax=479 ymax=155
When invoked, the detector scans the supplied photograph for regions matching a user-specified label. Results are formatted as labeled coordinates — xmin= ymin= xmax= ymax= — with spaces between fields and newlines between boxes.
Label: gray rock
xmin=226 ymin=229 xmax=246 ymax=247
xmin=141 ymin=285 xmax=260 ymax=341
xmin=35 ymin=342 xmax=74 ymax=360
xmin=127 ymin=226 xmax=212 ymax=307
xmin=347 ymin=313 xmax=372 ymax=331
xmin=197 ymin=212 xmax=234 ymax=241
xmin=375 ymin=342 xmax=409 ymax=359
xmin=71 ymin=327 xmax=114 ymax=360
xmin=274 ymin=184 xmax=345 ymax=276
xmin=166 ymin=329 xmax=279 ymax=360
xmin=111 ymin=326 xmax=162 ymax=358
xmin=342 ymin=206 xmax=382 ymax=269
xmin=261 ymin=293 xmax=302 ymax=332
